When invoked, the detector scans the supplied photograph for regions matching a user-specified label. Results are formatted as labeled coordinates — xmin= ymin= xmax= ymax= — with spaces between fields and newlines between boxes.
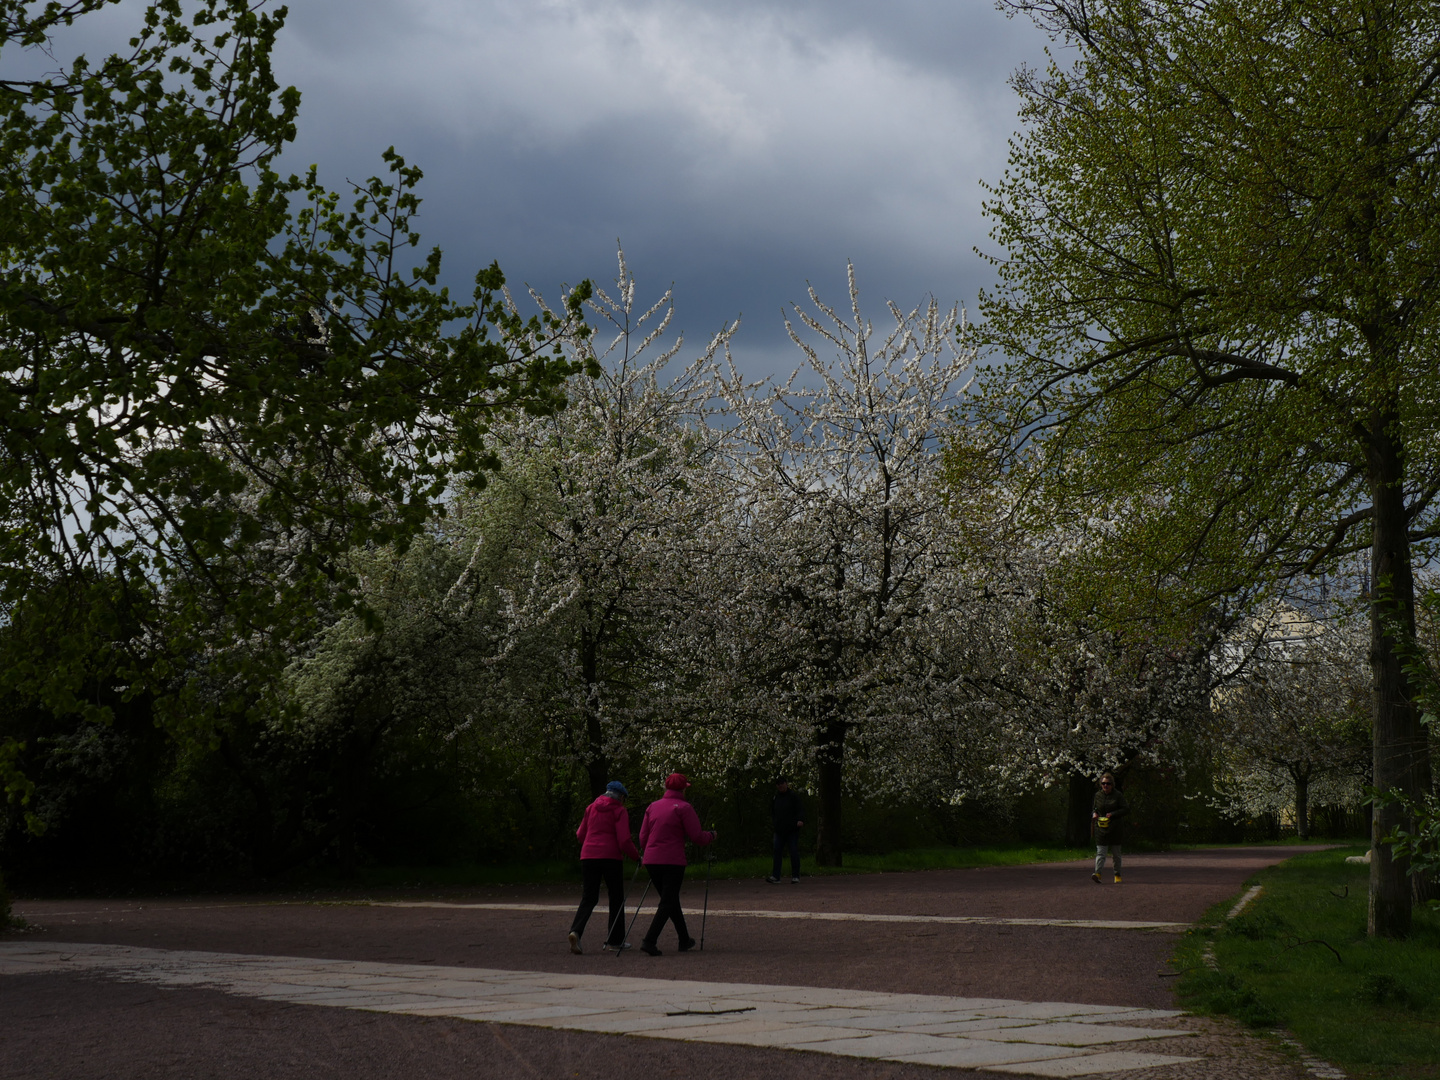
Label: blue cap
xmin=605 ymin=781 xmax=629 ymax=797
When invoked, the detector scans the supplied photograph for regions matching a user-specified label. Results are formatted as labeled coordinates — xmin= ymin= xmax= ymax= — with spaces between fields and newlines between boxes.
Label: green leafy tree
xmin=0 ymin=0 xmax=589 ymax=782
xmin=980 ymin=0 xmax=1440 ymax=934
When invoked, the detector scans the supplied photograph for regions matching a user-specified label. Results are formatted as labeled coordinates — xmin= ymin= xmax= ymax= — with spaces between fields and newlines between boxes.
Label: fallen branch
xmin=1285 ymin=938 xmax=1342 ymax=964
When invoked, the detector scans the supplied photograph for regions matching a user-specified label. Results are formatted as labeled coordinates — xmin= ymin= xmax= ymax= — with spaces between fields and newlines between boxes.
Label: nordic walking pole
xmin=619 ymin=872 xmax=652 ymax=959
xmin=607 ymin=858 xmax=643 ymax=950
xmin=699 ymin=840 xmax=714 ymax=951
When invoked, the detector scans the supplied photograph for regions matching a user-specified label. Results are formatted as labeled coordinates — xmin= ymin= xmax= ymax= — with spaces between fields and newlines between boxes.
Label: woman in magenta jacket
xmin=636 ymin=772 xmax=716 ymax=955
xmin=568 ymin=780 xmax=642 ymax=954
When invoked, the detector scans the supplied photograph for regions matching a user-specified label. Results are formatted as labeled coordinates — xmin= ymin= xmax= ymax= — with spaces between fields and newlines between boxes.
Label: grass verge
xmin=1173 ymin=844 xmax=1440 ymax=1080
xmin=708 ymin=844 xmax=1089 ymax=881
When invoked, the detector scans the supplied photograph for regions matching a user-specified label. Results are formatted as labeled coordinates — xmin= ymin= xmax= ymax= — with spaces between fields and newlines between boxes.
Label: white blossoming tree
xmin=712 ymin=266 xmax=975 ymax=865
xmin=470 ymin=249 xmax=736 ymax=796
xmin=1210 ymin=606 xmax=1371 ymax=838
xmin=992 ymin=542 xmax=1214 ymax=841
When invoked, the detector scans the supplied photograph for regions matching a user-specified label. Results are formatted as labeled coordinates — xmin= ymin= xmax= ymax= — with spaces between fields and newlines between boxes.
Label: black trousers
xmin=772 ymin=831 xmax=801 ymax=879
xmin=642 ymin=863 xmax=690 ymax=946
xmin=570 ymin=858 xmax=627 ymax=946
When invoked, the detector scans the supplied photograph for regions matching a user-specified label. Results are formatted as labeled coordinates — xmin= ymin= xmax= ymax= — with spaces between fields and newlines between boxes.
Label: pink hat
xmin=664 ymin=772 xmax=692 ymax=791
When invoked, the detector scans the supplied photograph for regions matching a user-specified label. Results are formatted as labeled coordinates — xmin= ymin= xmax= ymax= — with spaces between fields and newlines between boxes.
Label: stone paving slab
xmin=993 ymin=1021 xmax=1182 ymax=1046
xmin=900 ymin=1017 xmax=1041 ymax=1034
xmin=975 ymin=1001 xmax=1123 ymax=1019
xmin=891 ymin=1039 xmax=1086 ymax=1068
xmin=0 ymin=941 xmax=1202 ymax=1076
xmin=647 ymin=1017 xmax=795 ymax=1039
xmin=986 ymin=1050 xmax=1206 ymax=1075
xmin=803 ymin=1031 xmax=986 ymax=1058
xmin=680 ymin=1023 xmax=878 ymax=1046
xmin=1069 ymin=1008 xmax=1183 ymax=1024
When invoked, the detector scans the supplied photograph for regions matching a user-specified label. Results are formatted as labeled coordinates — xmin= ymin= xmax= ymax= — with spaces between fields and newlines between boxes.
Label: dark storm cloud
xmin=267 ymin=0 xmax=1053 ymax=373
xmin=14 ymin=0 xmax=1052 ymax=375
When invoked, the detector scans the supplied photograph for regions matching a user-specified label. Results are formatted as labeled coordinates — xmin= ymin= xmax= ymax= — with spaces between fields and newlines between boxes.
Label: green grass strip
xmin=333 ymin=844 xmax=1092 ymax=890
xmin=706 ymin=844 xmax=1089 ymax=880
xmin=1173 ymin=845 xmax=1440 ymax=1080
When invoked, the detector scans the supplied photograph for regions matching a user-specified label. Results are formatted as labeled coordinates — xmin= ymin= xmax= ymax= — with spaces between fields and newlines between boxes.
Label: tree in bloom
xmin=466 ymin=249 xmax=736 ymax=796
xmin=712 ymin=266 xmax=975 ymax=865
xmin=946 ymin=505 xmax=1214 ymax=842
xmin=1210 ymin=604 xmax=1371 ymax=839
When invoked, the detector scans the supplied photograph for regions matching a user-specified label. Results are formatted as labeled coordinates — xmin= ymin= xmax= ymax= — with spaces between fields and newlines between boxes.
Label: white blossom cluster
xmin=1207 ymin=603 xmax=1371 ymax=835
xmin=276 ymin=254 xmax=1375 ymax=851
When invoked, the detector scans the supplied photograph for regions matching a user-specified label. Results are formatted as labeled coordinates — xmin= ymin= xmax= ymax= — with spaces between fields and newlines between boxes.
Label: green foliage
xmin=981 ymin=0 xmax=1440 ymax=593
xmin=0 ymin=731 xmax=34 ymax=832
xmin=1357 ymin=972 xmax=1429 ymax=1012
xmin=1383 ymin=585 xmax=1440 ymax=893
xmin=0 ymin=0 xmax=591 ymax=803
xmin=1174 ymin=849 xmax=1440 ymax=1077
xmin=982 ymin=0 xmax=1440 ymax=936
xmin=1179 ymin=968 xmax=1280 ymax=1029
xmin=0 ymin=866 xmax=16 ymax=930
xmin=1382 ymin=788 xmax=1440 ymax=893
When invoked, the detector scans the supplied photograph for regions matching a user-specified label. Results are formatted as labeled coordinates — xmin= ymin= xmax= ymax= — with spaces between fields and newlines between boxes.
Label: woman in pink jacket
xmin=636 ymin=772 xmax=716 ymax=956
xmin=569 ymin=781 xmax=642 ymax=954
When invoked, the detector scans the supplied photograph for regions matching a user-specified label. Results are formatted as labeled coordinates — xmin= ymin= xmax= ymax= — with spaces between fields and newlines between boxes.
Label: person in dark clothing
xmin=569 ymin=781 xmax=642 ymax=953
xmin=766 ymin=776 xmax=805 ymax=884
xmin=1090 ymin=771 xmax=1129 ymax=884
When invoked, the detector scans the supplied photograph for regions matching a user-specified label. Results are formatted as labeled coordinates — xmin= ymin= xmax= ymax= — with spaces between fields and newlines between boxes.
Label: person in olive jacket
xmin=1090 ymin=771 xmax=1129 ymax=884
xmin=636 ymin=772 xmax=715 ymax=956
xmin=766 ymin=776 xmax=805 ymax=884
xmin=569 ymin=781 xmax=642 ymax=954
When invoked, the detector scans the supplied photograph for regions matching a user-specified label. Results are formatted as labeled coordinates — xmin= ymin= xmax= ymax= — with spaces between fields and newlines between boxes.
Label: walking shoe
xmin=790 ymin=876 xmax=800 ymax=884
xmin=568 ymin=931 xmax=582 ymax=955
xmin=1113 ymin=875 xmax=1123 ymax=884
xmin=765 ymin=876 xmax=780 ymax=884
xmin=601 ymin=941 xmax=631 ymax=952
xmin=1091 ymin=872 xmax=1102 ymax=884
xmin=639 ymin=940 xmax=662 ymax=956
xmin=678 ymin=937 xmax=698 ymax=952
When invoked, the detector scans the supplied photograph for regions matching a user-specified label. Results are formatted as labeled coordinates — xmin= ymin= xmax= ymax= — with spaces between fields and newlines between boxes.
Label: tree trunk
xmin=814 ymin=716 xmax=846 ymax=867
xmin=580 ymin=631 xmax=608 ymax=798
xmin=1292 ymin=767 xmax=1310 ymax=841
xmin=1066 ymin=770 xmax=1095 ymax=847
xmin=1366 ymin=421 xmax=1433 ymax=937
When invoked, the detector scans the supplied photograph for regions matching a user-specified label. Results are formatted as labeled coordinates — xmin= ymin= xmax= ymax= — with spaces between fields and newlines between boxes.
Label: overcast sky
xmin=48 ymin=0 xmax=1054 ymax=377
xmin=273 ymin=0 xmax=1055 ymax=374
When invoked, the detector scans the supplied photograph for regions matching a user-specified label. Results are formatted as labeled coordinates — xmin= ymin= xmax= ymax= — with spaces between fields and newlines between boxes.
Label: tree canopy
xmin=979 ymin=0 xmax=1440 ymax=934
xmin=0 ymin=0 xmax=590 ymax=764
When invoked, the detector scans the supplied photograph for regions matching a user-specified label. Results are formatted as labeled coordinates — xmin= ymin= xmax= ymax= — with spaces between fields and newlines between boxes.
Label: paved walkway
xmin=0 ymin=941 xmax=1198 ymax=1076
xmin=6 ymin=849 xmax=1331 ymax=1079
